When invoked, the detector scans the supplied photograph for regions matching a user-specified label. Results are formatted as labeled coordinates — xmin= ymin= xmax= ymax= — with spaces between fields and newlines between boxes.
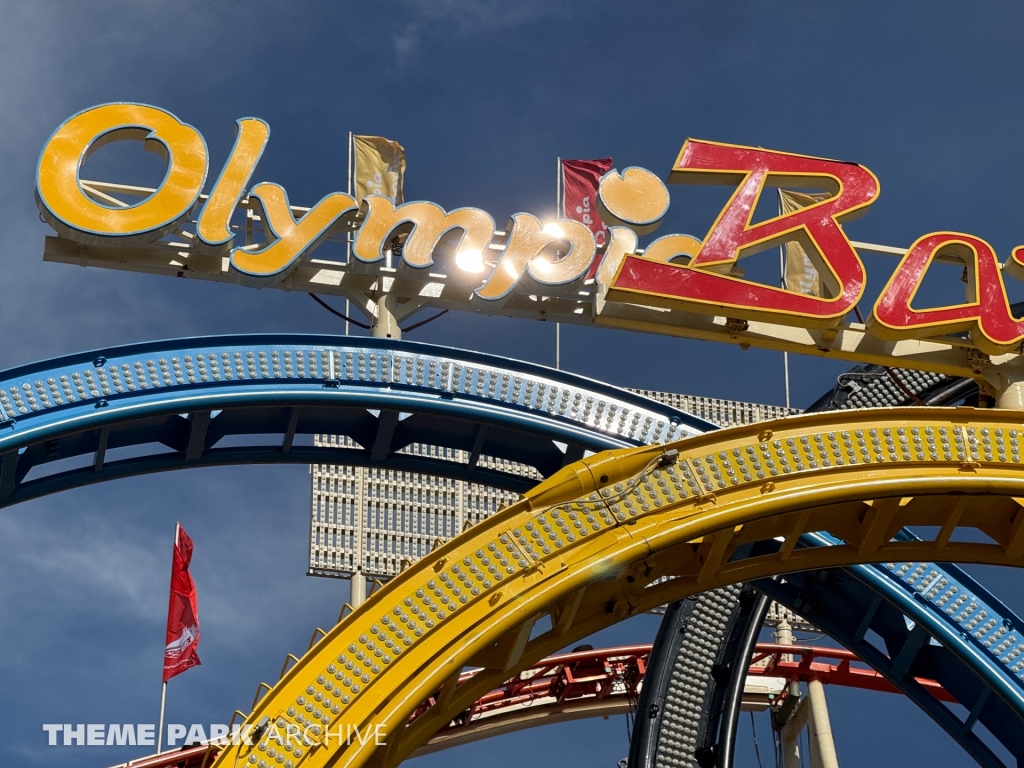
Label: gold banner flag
xmin=353 ymin=134 xmax=406 ymax=205
xmin=780 ymin=189 xmax=831 ymax=297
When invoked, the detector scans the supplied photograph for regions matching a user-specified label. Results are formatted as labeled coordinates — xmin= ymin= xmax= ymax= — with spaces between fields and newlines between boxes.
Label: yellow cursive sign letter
xmin=476 ymin=215 xmax=595 ymax=300
xmin=195 ymin=118 xmax=270 ymax=254
xmin=353 ymin=197 xmax=495 ymax=269
xmin=230 ymin=184 xmax=357 ymax=282
xmin=36 ymin=103 xmax=208 ymax=244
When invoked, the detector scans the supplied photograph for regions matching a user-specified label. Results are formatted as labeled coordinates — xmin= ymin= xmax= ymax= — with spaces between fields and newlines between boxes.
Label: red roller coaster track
xmin=747 ymin=643 xmax=954 ymax=701
xmin=109 ymin=642 xmax=952 ymax=768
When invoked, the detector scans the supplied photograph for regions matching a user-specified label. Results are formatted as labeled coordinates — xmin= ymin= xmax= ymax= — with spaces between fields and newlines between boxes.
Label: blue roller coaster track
xmin=755 ymin=532 xmax=1024 ymax=767
xmin=0 ymin=334 xmax=708 ymax=507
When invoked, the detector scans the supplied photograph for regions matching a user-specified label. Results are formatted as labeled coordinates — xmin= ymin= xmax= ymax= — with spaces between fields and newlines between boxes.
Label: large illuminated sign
xmin=35 ymin=103 xmax=1024 ymax=382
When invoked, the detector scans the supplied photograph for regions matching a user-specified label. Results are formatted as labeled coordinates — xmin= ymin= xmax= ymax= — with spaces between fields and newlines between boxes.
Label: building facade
xmin=309 ymin=391 xmax=798 ymax=584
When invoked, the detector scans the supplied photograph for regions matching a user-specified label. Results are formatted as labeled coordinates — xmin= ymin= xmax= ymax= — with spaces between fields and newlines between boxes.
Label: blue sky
xmin=3 ymin=1 xmax=1024 ymax=766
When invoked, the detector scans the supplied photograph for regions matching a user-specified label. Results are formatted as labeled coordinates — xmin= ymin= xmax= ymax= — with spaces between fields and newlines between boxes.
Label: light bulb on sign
xmin=454 ymin=248 xmax=485 ymax=274
xmin=542 ymin=223 xmax=565 ymax=238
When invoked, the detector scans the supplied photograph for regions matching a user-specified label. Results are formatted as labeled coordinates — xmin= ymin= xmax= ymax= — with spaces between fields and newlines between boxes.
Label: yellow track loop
xmin=214 ymin=407 xmax=1024 ymax=768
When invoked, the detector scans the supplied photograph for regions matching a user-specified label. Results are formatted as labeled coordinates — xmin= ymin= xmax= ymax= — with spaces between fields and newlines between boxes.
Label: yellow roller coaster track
xmin=213 ymin=407 xmax=1024 ymax=768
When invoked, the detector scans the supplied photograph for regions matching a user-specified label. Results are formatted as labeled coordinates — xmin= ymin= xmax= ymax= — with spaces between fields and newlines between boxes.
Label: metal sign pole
xmin=556 ymin=156 xmax=562 ymax=370
xmin=346 ymin=131 xmax=353 ymax=337
xmin=346 ymin=131 xmax=364 ymax=607
xmin=778 ymin=189 xmax=791 ymax=409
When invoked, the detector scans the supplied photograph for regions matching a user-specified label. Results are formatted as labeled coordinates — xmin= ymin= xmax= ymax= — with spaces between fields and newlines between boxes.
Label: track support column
xmin=780 ymin=679 xmax=840 ymax=768
xmin=781 ymin=694 xmax=809 ymax=768
xmin=995 ymin=363 xmax=1024 ymax=408
xmin=807 ymin=680 xmax=840 ymax=768
xmin=774 ymin=613 xmax=803 ymax=742
xmin=360 ymin=291 xmax=396 ymax=611
xmin=997 ymin=380 xmax=1024 ymax=409
xmin=371 ymin=294 xmax=401 ymax=339
xmin=775 ymin=616 xmax=794 ymax=662
xmin=350 ymin=570 xmax=366 ymax=608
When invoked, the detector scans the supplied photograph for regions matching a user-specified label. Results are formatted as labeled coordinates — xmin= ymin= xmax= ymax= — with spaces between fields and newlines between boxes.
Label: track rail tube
xmin=716 ymin=592 xmax=771 ymax=768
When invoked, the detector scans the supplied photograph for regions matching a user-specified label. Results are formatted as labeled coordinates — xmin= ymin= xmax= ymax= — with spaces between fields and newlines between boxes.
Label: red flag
xmin=560 ymin=157 xmax=614 ymax=248
xmin=162 ymin=524 xmax=200 ymax=682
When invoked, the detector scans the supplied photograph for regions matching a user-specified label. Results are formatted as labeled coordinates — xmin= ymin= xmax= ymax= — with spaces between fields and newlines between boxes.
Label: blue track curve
xmin=754 ymin=532 xmax=1024 ymax=767
xmin=1 ymin=333 xmax=1023 ymax=764
xmin=0 ymin=334 xmax=710 ymax=507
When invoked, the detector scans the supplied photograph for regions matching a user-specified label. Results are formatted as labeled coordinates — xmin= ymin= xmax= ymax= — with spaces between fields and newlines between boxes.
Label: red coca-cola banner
xmin=561 ymin=157 xmax=613 ymax=248
xmin=162 ymin=524 xmax=201 ymax=682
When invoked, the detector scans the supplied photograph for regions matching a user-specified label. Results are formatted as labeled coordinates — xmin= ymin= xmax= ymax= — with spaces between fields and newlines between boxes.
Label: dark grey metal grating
xmin=806 ymin=364 xmax=952 ymax=411
xmin=630 ymin=585 xmax=743 ymax=768
xmin=658 ymin=586 xmax=743 ymax=765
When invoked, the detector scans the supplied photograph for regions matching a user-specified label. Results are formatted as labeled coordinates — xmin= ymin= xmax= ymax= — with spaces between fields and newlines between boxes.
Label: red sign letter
xmin=607 ymin=140 xmax=879 ymax=328
xmin=871 ymin=232 xmax=1024 ymax=355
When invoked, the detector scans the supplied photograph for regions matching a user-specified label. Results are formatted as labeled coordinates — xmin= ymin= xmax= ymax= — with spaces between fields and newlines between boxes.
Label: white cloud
xmin=0 ymin=512 xmax=165 ymax=620
xmin=390 ymin=0 xmax=571 ymax=74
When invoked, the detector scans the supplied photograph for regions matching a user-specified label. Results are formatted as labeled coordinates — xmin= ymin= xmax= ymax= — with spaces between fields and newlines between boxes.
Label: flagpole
xmin=347 ymin=131 xmax=366 ymax=607
xmin=346 ymin=131 xmax=353 ymax=337
xmin=346 ymin=134 xmax=368 ymax=609
xmin=157 ymin=522 xmax=179 ymax=754
xmin=157 ymin=682 xmax=167 ymax=753
xmin=555 ymin=157 xmax=562 ymax=370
